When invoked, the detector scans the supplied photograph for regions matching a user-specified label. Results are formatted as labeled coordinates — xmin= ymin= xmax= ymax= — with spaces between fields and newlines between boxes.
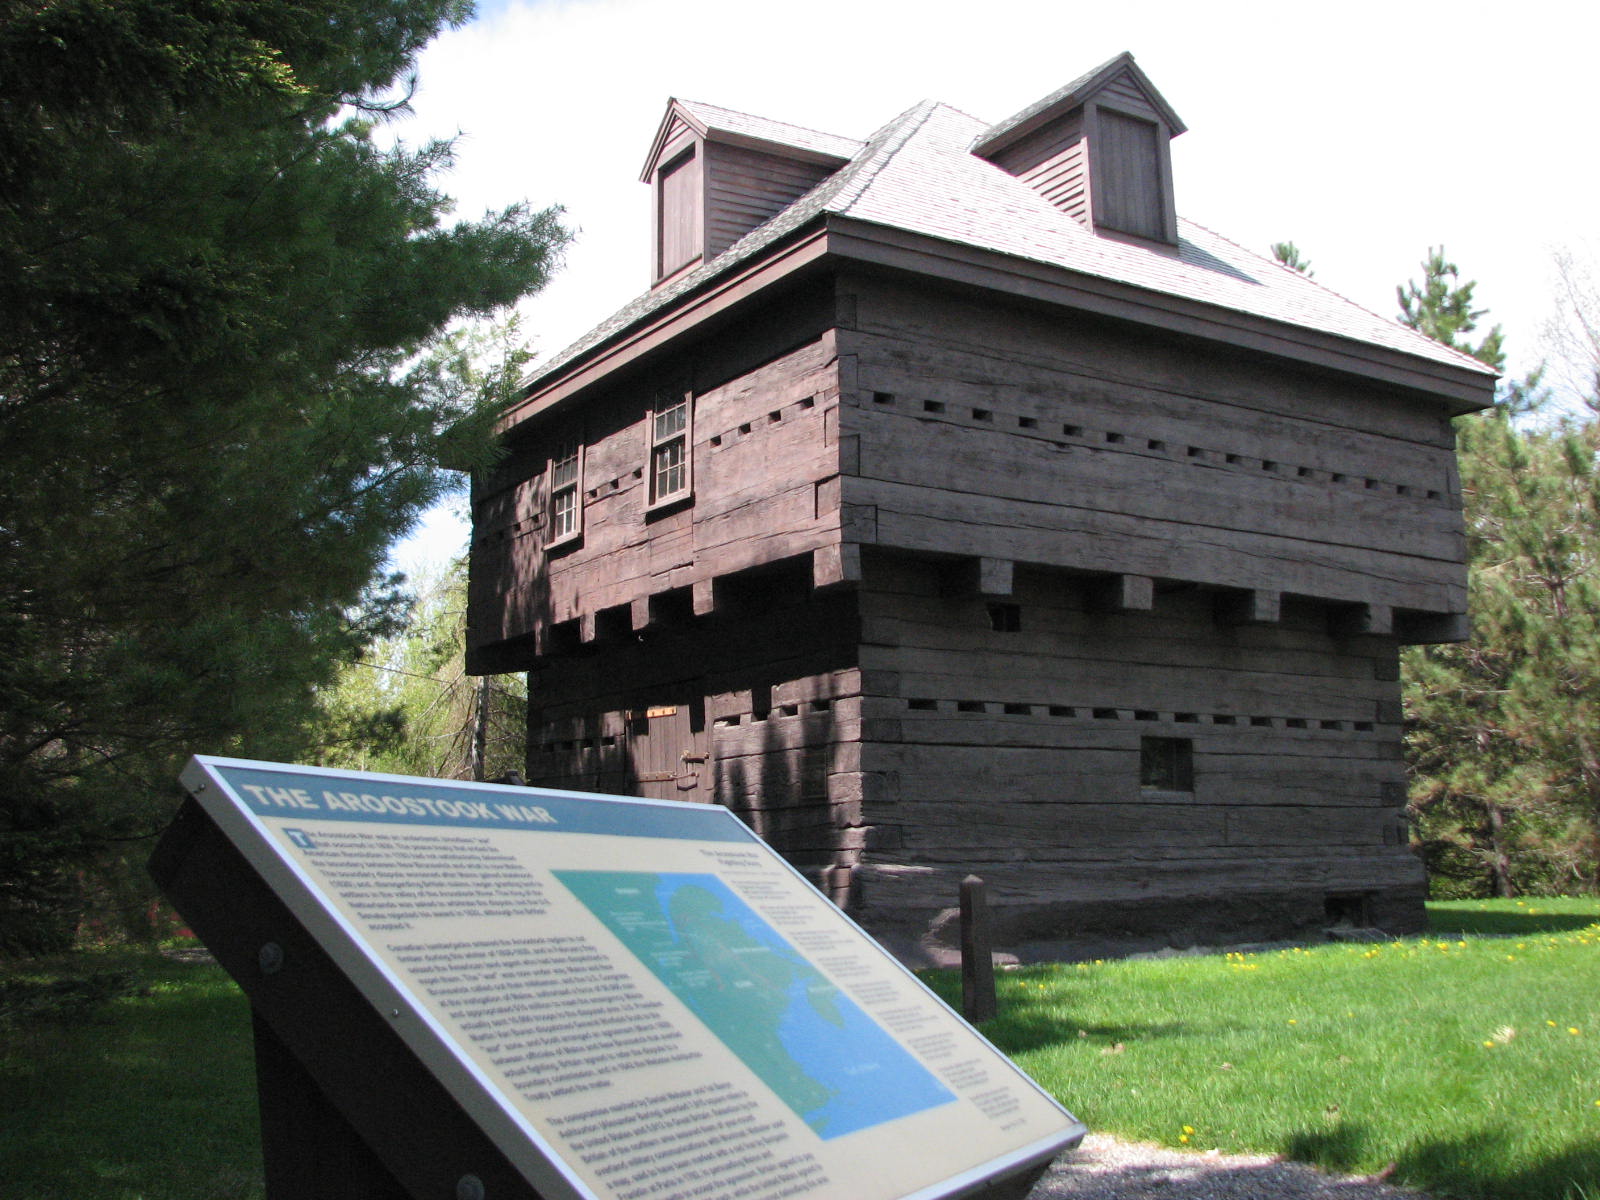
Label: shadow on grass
xmin=1428 ymin=910 xmax=1598 ymax=936
xmin=1284 ymin=1121 xmax=1600 ymax=1200
xmin=0 ymin=954 xmax=262 ymax=1200
xmin=984 ymin=1010 xmax=1194 ymax=1055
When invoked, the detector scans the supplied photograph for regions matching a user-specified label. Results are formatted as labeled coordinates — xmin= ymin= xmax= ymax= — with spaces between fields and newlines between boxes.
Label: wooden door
xmin=625 ymin=702 xmax=709 ymax=803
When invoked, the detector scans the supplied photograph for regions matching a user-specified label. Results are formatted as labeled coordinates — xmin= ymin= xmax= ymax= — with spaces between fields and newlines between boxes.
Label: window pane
xmin=653 ymin=438 xmax=685 ymax=499
xmin=551 ymin=444 xmax=579 ymax=489
xmin=551 ymin=486 xmax=577 ymax=539
xmin=654 ymin=399 xmax=687 ymax=441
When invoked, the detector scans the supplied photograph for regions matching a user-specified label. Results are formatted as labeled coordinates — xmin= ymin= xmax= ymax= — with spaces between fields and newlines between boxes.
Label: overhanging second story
xmin=467 ymin=55 xmax=1498 ymax=677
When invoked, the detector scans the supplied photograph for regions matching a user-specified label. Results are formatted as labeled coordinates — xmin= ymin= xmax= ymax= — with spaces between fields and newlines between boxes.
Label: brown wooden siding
xmin=835 ymin=277 xmax=1467 ymax=619
xmin=1098 ymin=74 xmax=1162 ymax=120
xmin=703 ymin=141 xmax=836 ymax=259
xmin=657 ymin=148 xmax=702 ymax=278
xmin=468 ymin=333 xmax=846 ymax=667
xmin=986 ymin=111 xmax=1090 ymax=224
xmin=1094 ymin=109 xmax=1164 ymax=239
xmin=844 ymin=553 xmax=1420 ymax=957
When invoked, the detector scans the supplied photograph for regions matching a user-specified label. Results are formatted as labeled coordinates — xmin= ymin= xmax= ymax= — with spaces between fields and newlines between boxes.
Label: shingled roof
xmin=526 ymin=78 xmax=1495 ymax=401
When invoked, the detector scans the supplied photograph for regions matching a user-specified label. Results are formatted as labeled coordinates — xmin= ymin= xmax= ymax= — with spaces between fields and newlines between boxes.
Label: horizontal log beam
xmin=1396 ymin=610 xmax=1469 ymax=645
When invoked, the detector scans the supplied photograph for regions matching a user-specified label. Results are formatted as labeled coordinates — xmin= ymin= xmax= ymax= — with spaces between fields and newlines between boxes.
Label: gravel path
xmin=1025 ymin=1134 xmax=1429 ymax=1200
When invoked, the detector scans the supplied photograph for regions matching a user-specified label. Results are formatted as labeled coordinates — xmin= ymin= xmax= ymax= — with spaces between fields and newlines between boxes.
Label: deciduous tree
xmin=309 ymin=561 xmax=528 ymax=783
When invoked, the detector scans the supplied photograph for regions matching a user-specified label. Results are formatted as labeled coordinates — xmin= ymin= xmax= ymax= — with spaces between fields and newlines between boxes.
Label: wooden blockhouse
xmin=467 ymin=54 xmax=1496 ymax=962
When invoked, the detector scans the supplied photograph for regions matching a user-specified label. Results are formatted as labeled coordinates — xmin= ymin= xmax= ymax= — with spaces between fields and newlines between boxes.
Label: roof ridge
xmin=675 ymin=97 xmax=863 ymax=149
xmin=830 ymin=100 xmax=942 ymax=217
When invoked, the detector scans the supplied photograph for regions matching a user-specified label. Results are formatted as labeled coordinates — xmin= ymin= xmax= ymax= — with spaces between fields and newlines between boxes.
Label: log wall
xmin=845 ymin=552 xmax=1423 ymax=962
xmin=470 ymin=270 xmax=1463 ymax=961
xmin=467 ymin=316 xmax=845 ymax=673
xmin=836 ymin=275 xmax=1467 ymax=620
xmin=521 ymin=582 xmax=868 ymax=908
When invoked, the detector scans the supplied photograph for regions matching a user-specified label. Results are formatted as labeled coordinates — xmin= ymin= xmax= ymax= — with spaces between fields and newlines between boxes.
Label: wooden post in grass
xmin=961 ymin=874 xmax=997 ymax=1023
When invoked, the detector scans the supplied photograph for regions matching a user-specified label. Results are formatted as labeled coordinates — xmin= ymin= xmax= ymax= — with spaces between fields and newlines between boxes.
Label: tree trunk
xmin=470 ymin=675 xmax=491 ymax=782
xmin=1485 ymin=801 xmax=1515 ymax=897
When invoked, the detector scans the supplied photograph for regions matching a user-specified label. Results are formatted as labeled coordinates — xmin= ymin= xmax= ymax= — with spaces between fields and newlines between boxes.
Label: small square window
xmin=987 ymin=602 xmax=1021 ymax=632
xmin=648 ymin=392 xmax=692 ymax=507
xmin=1140 ymin=737 xmax=1193 ymax=791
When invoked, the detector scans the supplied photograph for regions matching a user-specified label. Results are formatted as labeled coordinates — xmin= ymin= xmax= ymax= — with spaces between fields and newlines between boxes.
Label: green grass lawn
xmin=927 ymin=897 xmax=1600 ymax=1200
xmin=0 ymin=950 xmax=261 ymax=1200
xmin=3 ymin=900 xmax=1598 ymax=1200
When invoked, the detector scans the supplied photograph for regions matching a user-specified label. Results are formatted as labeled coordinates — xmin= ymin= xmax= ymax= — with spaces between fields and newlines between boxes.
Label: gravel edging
xmin=1026 ymin=1134 xmax=1430 ymax=1200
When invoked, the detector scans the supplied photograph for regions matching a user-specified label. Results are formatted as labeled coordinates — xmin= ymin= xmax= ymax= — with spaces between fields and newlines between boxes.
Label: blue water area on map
xmin=553 ymin=870 xmax=955 ymax=1140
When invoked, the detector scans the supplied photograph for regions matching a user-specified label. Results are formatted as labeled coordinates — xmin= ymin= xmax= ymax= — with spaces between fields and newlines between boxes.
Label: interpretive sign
xmin=158 ymin=756 xmax=1085 ymax=1200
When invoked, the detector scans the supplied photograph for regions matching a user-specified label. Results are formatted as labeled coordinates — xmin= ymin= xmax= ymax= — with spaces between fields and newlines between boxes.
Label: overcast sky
xmin=390 ymin=0 xmax=1600 ymax=574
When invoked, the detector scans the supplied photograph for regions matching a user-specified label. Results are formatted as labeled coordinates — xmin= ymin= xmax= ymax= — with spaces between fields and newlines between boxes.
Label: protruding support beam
xmin=1396 ymin=611 xmax=1470 ymax=645
xmin=1086 ymin=574 xmax=1154 ymax=614
xmin=630 ymin=595 xmax=656 ymax=633
xmin=692 ymin=579 xmax=718 ymax=617
xmin=813 ymin=544 xmax=862 ymax=590
xmin=1330 ymin=602 xmax=1394 ymax=638
xmin=947 ymin=556 xmax=1014 ymax=599
xmin=1216 ymin=589 xmax=1281 ymax=627
xmin=578 ymin=611 xmax=598 ymax=645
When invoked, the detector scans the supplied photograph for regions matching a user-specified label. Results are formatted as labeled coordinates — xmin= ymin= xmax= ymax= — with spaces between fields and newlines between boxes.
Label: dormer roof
xmin=639 ymin=98 xmax=863 ymax=182
xmin=513 ymin=61 xmax=1495 ymax=428
xmin=972 ymin=51 xmax=1185 ymax=159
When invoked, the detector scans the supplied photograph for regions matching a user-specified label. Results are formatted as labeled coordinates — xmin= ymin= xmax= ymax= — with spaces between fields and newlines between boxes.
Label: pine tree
xmin=1270 ymin=241 xmax=1314 ymax=276
xmin=1397 ymin=247 xmax=1506 ymax=372
xmin=0 ymin=0 xmax=567 ymax=950
xmin=1401 ymin=247 xmax=1600 ymax=896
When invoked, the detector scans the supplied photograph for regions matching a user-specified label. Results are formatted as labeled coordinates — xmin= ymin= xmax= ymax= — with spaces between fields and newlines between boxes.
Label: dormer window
xmin=641 ymin=99 xmax=861 ymax=287
xmin=656 ymin=148 xmax=702 ymax=281
xmin=972 ymin=52 xmax=1184 ymax=247
xmin=1094 ymin=109 xmax=1169 ymax=242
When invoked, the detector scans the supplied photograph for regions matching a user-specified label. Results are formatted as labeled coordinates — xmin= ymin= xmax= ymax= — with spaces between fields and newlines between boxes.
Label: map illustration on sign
xmin=554 ymin=871 xmax=955 ymax=1139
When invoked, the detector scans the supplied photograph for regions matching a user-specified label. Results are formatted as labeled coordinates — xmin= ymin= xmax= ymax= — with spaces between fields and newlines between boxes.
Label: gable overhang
xmin=640 ymin=100 xmax=854 ymax=182
xmin=507 ymin=214 xmax=1495 ymax=435
xmin=501 ymin=220 xmax=835 ymax=433
xmin=819 ymin=217 xmax=1496 ymax=413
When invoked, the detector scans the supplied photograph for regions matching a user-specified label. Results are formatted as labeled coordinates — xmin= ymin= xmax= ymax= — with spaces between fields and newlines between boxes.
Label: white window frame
xmin=646 ymin=390 xmax=693 ymax=510
xmin=546 ymin=432 xmax=584 ymax=548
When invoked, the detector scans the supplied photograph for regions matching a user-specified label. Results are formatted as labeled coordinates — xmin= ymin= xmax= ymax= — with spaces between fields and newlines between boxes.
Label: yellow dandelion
xmin=1179 ymin=1135 xmax=1190 ymax=1144
xmin=1183 ymin=1125 xmax=1195 ymax=1134
xmin=1571 ymin=1028 xmax=1582 ymax=1036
